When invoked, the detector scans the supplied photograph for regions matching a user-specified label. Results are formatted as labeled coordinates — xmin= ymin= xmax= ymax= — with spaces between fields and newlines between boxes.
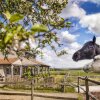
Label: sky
xmin=36 ymin=0 xmax=100 ymax=69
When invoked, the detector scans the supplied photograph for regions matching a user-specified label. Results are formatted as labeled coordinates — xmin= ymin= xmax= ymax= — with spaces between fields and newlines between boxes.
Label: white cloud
xmin=37 ymin=47 xmax=92 ymax=68
xmin=60 ymin=31 xmax=81 ymax=50
xmin=61 ymin=31 xmax=78 ymax=43
xmin=59 ymin=3 xmax=86 ymax=19
xmin=63 ymin=47 xmax=75 ymax=54
xmin=29 ymin=37 xmax=37 ymax=48
xmin=96 ymin=37 xmax=100 ymax=45
xmin=69 ymin=0 xmax=100 ymax=5
xmin=70 ymin=42 xmax=81 ymax=49
xmin=80 ymin=13 xmax=100 ymax=34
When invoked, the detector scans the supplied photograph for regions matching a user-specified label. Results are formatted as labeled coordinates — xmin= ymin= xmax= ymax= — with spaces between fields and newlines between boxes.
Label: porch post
xmin=48 ymin=67 xmax=50 ymax=76
xmin=20 ymin=65 xmax=23 ymax=78
xmin=45 ymin=67 xmax=47 ymax=74
xmin=11 ymin=65 xmax=14 ymax=78
xmin=37 ymin=66 xmax=40 ymax=74
xmin=42 ymin=66 xmax=44 ymax=74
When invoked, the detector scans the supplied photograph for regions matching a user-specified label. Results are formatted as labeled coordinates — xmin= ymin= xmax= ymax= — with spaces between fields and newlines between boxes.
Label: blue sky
xmin=68 ymin=1 xmax=100 ymax=45
xmin=37 ymin=0 xmax=100 ymax=68
xmin=80 ymin=1 xmax=100 ymax=14
xmin=0 ymin=0 xmax=100 ymax=68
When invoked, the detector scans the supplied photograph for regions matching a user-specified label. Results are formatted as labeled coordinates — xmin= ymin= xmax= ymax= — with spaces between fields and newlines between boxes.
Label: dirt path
xmin=0 ymin=90 xmax=79 ymax=100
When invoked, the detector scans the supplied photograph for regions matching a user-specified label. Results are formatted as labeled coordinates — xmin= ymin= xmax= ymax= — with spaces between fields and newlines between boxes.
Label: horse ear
xmin=93 ymin=36 xmax=96 ymax=44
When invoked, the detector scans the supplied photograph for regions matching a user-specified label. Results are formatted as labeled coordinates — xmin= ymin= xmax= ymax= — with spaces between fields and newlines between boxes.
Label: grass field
xmin=50 ymin=69 xmax=100 ymax=76
xmin=0 ymin=69 xmax=100 ymax=93
xmin=50 ymin=69 xmax=100 ymax=85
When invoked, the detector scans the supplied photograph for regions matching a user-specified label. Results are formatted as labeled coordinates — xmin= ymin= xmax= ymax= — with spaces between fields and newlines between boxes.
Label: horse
xmin=83 ymin=56 xmax=100 ymax=73
xmin=72 ymin=36 xmax=100 ymax=61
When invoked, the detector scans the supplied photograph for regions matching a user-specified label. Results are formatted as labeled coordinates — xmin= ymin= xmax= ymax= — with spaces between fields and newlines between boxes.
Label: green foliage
xmin=0 ymin=0 xmax=69 ymax=57
xmin=57 ymin=50 xmax=68 ymax=56
xmin=4 ymin=11 xmax=24 ymax=23
xmin=23 ymin=66 xmax=34 ymax=79
xmin=31 ymin=24 xmax=48 ymax=32
xmin=3 ymin=11 xmax=11 ymax=20
xmin=4 ymin=32 xmax=14 ymax=43
xmin=35 ymin=87 xmax=60 ymax=93
xmin=10 ymin=13 xmax=24 ymax=23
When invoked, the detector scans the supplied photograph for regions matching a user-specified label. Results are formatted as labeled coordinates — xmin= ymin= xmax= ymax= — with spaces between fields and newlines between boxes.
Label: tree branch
xmin=34 ymin=18 xmax=68 ymax=38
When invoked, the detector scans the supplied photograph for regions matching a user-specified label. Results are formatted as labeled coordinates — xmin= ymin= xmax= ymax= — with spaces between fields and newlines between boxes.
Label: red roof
xmin=0 ymin=58 xmax=17 ymax=65
xmin=0 ymin=57 xmax=50 ymax=67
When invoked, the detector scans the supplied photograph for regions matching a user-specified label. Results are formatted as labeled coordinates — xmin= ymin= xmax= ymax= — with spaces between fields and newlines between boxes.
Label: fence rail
xmin=0 ymin=91 xmax=78 ymax=100
xmin=0 ymin=76 xmax=100 ymax=100
xmin=0 ymin=79 xmax=34 ymax=100
xmin=78 ymin=76 xmax=100 ymax=100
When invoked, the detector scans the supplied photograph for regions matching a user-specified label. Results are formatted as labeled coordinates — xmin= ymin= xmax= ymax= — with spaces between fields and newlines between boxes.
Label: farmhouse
xmin=0 ymin=57 xmax=50 ymax=82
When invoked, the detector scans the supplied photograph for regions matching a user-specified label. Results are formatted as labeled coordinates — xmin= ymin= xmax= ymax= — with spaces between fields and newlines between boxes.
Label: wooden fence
xmin=0 ymin=76 xmax=100 ymax=100
xmin=0 ymin=79 xmax=34 ymax=100
xmin=78 ymin=76 xmax=100 ymax=100
xmin=0 ymin=77 xmax=66 ymax=100
xmin=0 ymin=79 xmax=79 ymax=100
xmin=57 ymin=76 xmax=100 ymax=100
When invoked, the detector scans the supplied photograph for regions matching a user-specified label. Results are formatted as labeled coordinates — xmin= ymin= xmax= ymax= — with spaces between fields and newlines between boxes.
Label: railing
xmin=0 ymin=77 xmax=74 ymax=100
xmin=0 ymin=80 xmax=78 ymax=100
xmin=0 ymin=76 xmax=100 ymax=100
xmin=0 ymin=80 xmax=34 ymax=100
xmin=78 ymin=76 xmax=100 ymax=100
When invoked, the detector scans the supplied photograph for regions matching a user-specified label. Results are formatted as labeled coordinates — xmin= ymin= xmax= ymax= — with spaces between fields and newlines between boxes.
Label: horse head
xmin=72 ymin=36 xmax=100 ymax=61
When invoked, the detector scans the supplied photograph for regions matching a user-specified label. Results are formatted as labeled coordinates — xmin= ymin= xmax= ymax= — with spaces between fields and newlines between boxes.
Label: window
xmin=6 ymin=67 xmax=11 ymax=75
xmin=13 ymin=67 xmax=20 ymax=75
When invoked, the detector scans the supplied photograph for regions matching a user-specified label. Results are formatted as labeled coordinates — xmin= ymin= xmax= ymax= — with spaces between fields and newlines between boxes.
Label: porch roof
xmin=12 ymin=58 xmax=38 ymax=66
xmin=0 ymin=57 xmax=50 ymax=67
xmin=30 ymin=59 xmax=50 ymax=67
xmin=0 ymin=58 xmax=17 ymax=65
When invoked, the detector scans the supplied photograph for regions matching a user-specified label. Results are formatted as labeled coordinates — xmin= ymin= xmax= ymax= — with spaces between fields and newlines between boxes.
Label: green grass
xmin=78 ymin=93 xmax=84 ymax=100
xmin=68 ymin=70 xmax=100 ymax=76
xmin=0 ymin=85 xmax=76 ymax=93
xmin=64 ymin=86 xmax=75 ymax=93
xmin=50 ymin=69 xmax=100 ymax=76
xmin=50 ymin=69 xmax=100 ymax=85
xmin=35 ymin=87 xmax=60 ymax=93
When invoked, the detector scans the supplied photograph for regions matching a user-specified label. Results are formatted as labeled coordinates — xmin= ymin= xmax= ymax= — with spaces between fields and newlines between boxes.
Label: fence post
xmin=77 ymin=77 xmax=80 ymax=93
xmin=31 ymin=79 xmax=34 ymax=100
xmin=85 ymin=76 xmax=89 ymax=100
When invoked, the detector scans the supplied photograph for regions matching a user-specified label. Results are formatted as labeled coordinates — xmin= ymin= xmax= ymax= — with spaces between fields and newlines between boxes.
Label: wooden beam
xmin=11 ymin=65 xmax=14 ymax=78
xmin=20 ymin=66 xmax=23 ymax=78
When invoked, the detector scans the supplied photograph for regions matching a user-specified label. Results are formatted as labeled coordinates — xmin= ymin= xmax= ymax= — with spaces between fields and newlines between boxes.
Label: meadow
xmin=0 ymin=69 xmax=100 ymax=94
xmin=50 ymin=69 xmax=100 ymax=81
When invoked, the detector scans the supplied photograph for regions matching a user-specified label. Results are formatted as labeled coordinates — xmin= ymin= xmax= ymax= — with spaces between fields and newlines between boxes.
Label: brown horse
xmin=72 ymin=36 xmax=100 ymax=61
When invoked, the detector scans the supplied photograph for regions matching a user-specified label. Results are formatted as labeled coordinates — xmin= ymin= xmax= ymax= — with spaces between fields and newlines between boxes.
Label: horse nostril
xmin=72 ymin=52 xmax=80 ymax=61
xmin=73 ymin=54 xmax=77 ymax=60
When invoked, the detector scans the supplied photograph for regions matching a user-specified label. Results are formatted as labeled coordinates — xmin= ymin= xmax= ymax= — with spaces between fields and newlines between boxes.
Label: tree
xmin=0 ymin=0 xmax=70 ymax=58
